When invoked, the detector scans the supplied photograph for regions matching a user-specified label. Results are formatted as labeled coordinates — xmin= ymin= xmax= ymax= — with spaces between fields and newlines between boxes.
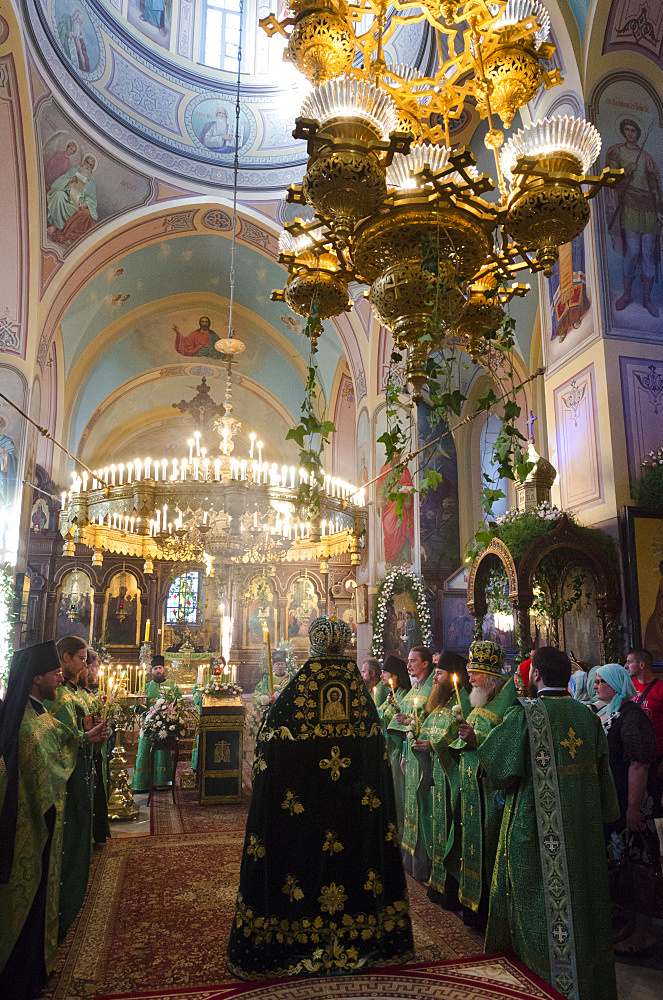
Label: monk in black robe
xmin=227 ymin=615 xmax=414 ymax=979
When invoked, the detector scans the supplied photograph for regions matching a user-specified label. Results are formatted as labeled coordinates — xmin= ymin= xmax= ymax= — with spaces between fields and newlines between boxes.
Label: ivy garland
xmin=370 ymin=568 xmax=433 ymax=659
xmin=0 ymin=563 xmax=16 ymax=685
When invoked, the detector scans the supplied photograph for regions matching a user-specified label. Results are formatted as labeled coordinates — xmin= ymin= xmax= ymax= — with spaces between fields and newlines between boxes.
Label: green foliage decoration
xmin=632 ymin=446 xmax=663 ymax=509
xmin=286 ymin=298 xmax=336 ymax=518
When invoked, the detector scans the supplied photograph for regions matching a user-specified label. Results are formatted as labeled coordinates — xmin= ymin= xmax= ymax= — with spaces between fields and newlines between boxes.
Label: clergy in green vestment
xmin=253 ymin=648 xmax=295 ymax=698
xmin=387 ymin=645 xmax=435 ymax=880
xmin=132 ymin=657 xmax=182 ymax=791
xmin=435 ymin=639 xmax=517 ymax=920
xmin=477 ymin=647 xmax=620 ymax=1000
xmin=360 ymin=656 xmax=387 ymax=706
xmin=377 ymin=653 xmax=411 ymax=840
xmin=227 ymin=616 xmax=414 ymax=979
xmin=0 ymin=642 xmax=74 ymax=1000
xmin=45 ymin=636 xmax=109 ymax=939
xmin=84 ymin=650 xmax=110 ymax=844
xmin=416 ymin=651 xmax=470 ymax=902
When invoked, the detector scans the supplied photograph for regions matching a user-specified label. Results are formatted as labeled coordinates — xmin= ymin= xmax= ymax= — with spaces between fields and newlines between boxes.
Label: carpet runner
xmin=42 ymin=831 xmax=481 ymax=999
xmin=94 ymin=955 xmax=565 ymax=1000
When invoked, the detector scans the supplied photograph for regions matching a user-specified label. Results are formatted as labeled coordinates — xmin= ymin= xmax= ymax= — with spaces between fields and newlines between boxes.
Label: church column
xmin=92 ymin=592 xmax=104 ymax=643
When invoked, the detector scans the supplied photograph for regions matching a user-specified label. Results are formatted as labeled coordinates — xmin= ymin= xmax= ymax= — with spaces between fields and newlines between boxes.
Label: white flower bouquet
xmin=141 ymin=697 xmax=194 ymax=741
xmin=199 ymin=679 xmax=244 ymax=697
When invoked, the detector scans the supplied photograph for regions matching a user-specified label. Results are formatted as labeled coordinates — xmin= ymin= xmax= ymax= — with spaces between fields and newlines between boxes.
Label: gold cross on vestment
xmin=560 ymin=727 xmax=583 ymax=759
xmin=319 ymin=745 xmax=351 ymax=781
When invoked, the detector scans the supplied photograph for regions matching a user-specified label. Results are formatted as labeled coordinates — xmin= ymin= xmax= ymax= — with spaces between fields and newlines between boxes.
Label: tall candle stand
xmin=107 ymin=691 xmax=143 ymax=822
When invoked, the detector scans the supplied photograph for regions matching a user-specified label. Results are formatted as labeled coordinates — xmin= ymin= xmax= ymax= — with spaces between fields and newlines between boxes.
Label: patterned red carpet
xmin=41 ymin=770 xmax=482 ymax=998
xmin=95 ymin=956 xmax=565 ymax=1000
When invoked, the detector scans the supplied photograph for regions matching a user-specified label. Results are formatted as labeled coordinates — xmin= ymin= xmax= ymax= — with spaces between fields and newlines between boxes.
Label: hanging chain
xmin=227 ymin=0 xmax=244 ymax=341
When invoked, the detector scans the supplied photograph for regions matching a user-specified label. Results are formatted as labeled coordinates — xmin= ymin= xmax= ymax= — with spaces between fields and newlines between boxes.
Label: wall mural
xmin=417 ymin=404 xmax=459 ymax=586
xmin=0 ymin=366 xmax=27 ymax=563
xmin=127 ymin=0 xmax=172 ymax=48
xmin=189 ymin=98 xmax=250 ymax=155
xmin=38 ymin=98 xmax=152 ymax=255
xmin=603 ymin=0 xmax=663 ymax=71
xmin=373 ymin=405 xmax=417 ymax=578
xmin=54 ymin=0 xmax=101 ymax=75
xmin=594 ymin=75 xmax=663 ymax=339
xmin=286 ymin=576 xmax=319 ymax=645
xmin=544 ymin=233 xmax=596 ymax=373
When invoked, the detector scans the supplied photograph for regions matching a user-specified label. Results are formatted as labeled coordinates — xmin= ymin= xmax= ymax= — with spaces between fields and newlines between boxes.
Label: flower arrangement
xmin=371 ymin=568 xmax=433 ymax=660
xmin=141 ymin=697 xmax=194 ymax=741
xmin=199 ymin=678 xmax=243 ymax=697
xmin=493 ymin=500 xmax=562 ymax=526
xmin=632 ymin=446 xmax=663 ymax=509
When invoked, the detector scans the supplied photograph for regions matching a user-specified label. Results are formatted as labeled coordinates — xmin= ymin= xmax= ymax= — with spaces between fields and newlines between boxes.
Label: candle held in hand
xmin=263 ymin=625 xmax=273 ymax=697
xmin=453 ymin=674 xmax=464 ymax=718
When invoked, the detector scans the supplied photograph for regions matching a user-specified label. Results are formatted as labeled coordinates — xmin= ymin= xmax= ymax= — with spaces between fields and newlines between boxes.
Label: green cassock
xmin=478 ymin=695 xmax=620 ymax=1000
xmin=424 ymin=687 xmax=471 ymax=895
xmin=387 ymin=674 xmax=435 ymax=858
xmin=435 ymin=676 xmax=517 ymax=912
xmin=372 ymin=680 xmax=388 ymax=707
xmin=377 ymin=687 xmax=409 ymax=840
xmin=132 ymin=680 xmax=182 ymax=791
xmin=190 ymin=682 xmax=202 ymax=771
xmin=78 ymin=686 xmax=109 ymax=843
xmin=0 ymin=703 xmax=72 ymax=977
xmin=44 ymin=681 xmax=96 ymax=937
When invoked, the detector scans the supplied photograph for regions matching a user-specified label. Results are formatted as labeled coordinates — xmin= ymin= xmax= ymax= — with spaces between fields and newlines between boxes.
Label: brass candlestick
xmin=106 ymin=693 xmax=142 ymax=822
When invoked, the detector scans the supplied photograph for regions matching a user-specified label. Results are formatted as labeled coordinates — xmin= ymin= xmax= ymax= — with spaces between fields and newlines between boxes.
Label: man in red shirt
xmin=625 ymin=648 xmax=663 ymax=859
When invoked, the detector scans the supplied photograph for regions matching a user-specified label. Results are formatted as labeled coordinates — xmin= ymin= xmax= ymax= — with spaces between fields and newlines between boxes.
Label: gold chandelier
xmin=264 ymin=0 xmax=622 ymax=391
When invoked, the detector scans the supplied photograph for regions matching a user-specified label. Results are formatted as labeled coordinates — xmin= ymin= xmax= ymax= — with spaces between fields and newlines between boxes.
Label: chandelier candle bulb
xmin=145 ymin=458 xmax=151 ymax=480
xmin=194 ymin=431 xmax=201 ymax=457
xmin=257 ymin=441 xmax=263 ymax=465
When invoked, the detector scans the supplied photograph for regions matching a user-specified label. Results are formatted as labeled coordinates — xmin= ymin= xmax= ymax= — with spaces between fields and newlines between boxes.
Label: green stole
xmin=388 ymin=674 xmax=435 ymax=855
xmin=425 ymin=688 xmax=471 ymax=893
xmin=436 ymin=676 xmax=517 ymax=911
xmin=0 ymin=704 xmax=72 ymax=973
xmin=132 ymin=679 xmax=183 ymax=790
xmin=520 ymin=697 xmax=579 ymax=1000
xmin=45 ymin=682 xmax=95 ymax=936
xmin=378 ymin=688 xmax=408 ymax=840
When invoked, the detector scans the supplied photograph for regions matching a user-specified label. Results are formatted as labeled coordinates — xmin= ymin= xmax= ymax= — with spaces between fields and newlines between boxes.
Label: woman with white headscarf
xmin=595 ymin=663 xmax=659 ymax=954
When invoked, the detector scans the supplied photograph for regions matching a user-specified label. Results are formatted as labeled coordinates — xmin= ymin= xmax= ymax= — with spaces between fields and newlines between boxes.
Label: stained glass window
xmin=166 ymin=571 xmax=201 ymax=624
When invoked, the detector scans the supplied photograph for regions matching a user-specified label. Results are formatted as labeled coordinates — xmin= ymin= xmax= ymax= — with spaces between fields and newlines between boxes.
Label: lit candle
xmin=145 ymin=457 xmax=151 ymax=480
xmin=188 ymin=439 xmax=194 ymax=463
xmin=257 ymin=441 xmax=263 ymax=466
xmin=453 ymin=674 xmax=463 ymax=716
xmin=264 ymin=624 xmax=273 ymax=697
xmin=110 ymin=465 xmax=116 ymax=485
xmin=162 ymin=459 xmax=167 ymax=481
xmin=414 ymin=697 xmax=419 ymax=724
xmin=118 ymin=463 xmax=124 ymax=485
xmin=373 ymin=685 xmax=377 ymax=702
xmin=194 ymin=431 xmax=201 ymax=457
xmin=145 ymin=619 xmax=150 ymax=642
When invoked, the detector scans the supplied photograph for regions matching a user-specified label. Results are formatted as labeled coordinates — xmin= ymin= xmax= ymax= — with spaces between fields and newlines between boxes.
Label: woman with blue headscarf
xmin=595 ymin=663 xmax=659 ymax=954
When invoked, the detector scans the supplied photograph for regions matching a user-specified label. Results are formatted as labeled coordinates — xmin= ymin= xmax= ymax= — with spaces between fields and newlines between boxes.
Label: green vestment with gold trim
xmin=387 ymin=674 xmax=435 ymax=858
xmin=45 ymin=681 xmax=95 ymax=937
xmin=479 ymin=695 xmax=620 ymax=1000
xmin=253 ymin=670 xmax=294 ymax=698
xmin=0 ymin=703 xmax=72 ymax=977
xmin=425 ymin=688 xmax=471 ymax=894
xmin=378 ymin=687 xmax=408 ymax=840
xmin=132 ymin=679 xmax=182 ymax=790
xmin=435 ymin=676 xmax=517 ymax=912
xmin=227 ymin=656 xmax=414 ymax=979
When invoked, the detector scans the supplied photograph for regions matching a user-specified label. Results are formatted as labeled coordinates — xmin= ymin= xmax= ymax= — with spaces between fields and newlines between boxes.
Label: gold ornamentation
xmin=282 ymin=789 xmax=305 ymax=815
xmin=479 ymin=44 xmax=542 ymax=129
xmin=286 ymin=1 xmax=355 ymax=85
xmin=318 ymin=882 xmax=348 ymax=914
xmin=319 ymin=745 xmax=351 ymax=780
xmin=560 ymin=727 xmax=583 ymax=759
xmin=322 ymin=830 xmax=344 ymax=853
xmin=385 ymin=822 xmax=397 ymax=842
xmin=361 ymin=786 xmax=381 ymax=810
xmin=364 ymin=870 xmax=384 ymax=896
xmin=252 ymin=751 xmax=267 ymax=779
xmin=213 ymin=739 xmax=231 ymax=763
xmin=246 ymin=834 xmax=266 ymax=860
xmin=282 ymin=874 xmax=305 ymax=901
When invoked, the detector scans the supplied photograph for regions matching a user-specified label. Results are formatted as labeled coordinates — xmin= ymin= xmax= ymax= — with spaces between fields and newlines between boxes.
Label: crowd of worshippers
xmin=2 ymin=631 xmax=662 ymax=1000
xmin=0 ymin=637 xmax=182 ymax=1000
xmin=359 ymin=643 xmax=663 ymax=991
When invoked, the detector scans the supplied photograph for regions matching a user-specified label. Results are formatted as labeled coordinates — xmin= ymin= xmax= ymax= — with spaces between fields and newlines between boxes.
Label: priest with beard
xmin=413 ymin=651 xmax=470 ymax=904
xmin=131 ymin=657 xmax=182 ymax=792
xmin=435 ymin=639 xmax=517 ymax=926
xmin=477 ymin=647 xmax=620 ymax=1000
xmin=227 ymin=616 xmax=414 ymax=979
xmin=0 ymin=643 xmax=73 ymax=999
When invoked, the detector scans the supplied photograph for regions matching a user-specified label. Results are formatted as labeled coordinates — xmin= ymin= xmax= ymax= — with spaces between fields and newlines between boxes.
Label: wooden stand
xmin=198 ymin=694 xmax=245 ymax=805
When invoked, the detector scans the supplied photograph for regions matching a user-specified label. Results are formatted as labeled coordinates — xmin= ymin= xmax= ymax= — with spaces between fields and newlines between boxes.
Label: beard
xmin=469 ymin=685 xmax=490 ymax=708
xmin=427 ymin=679 xmax=453 ymax=712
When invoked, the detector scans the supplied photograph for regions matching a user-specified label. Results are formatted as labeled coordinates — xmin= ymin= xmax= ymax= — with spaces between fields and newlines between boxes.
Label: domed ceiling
xmin=24 ymin=0 xmax=434 ymax=189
